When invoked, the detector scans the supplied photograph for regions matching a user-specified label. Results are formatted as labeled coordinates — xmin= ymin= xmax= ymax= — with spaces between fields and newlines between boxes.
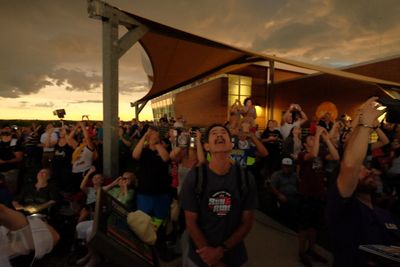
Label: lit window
xmin=228 ymin=75 xmax=252 ymax=108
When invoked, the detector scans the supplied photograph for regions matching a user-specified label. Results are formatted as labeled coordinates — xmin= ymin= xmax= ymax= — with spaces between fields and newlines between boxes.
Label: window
xmin=228 ymin=75 xmax=252 ymax=107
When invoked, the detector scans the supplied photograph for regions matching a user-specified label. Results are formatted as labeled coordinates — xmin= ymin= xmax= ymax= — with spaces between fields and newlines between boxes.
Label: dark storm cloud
xmin=332 ymin=0 xmax=400 ymax=31
xmin=48 ymin=68 xmax=102 ymax=91
xmin=253 ymin=19 xmax=334 ymax=51
xmin=1 ymin=0 xmax=399 ymax=100
xmin=0 ymin=0 xmax=101 ymax=98
xmin=251 ymin=0 xmax=400 ymax=65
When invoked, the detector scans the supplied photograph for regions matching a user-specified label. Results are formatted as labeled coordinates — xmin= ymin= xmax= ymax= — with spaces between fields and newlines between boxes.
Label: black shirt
xmin=0 ymin=139 xmax=22 ymax=172
xmin=180 ymin=165 xmax=258 ymax=267
xmin=136 ymin=147 xmax=170 ymax=195
xmin=326 ymin=183 xmax=400 ymax=267
xmin=261 ymin=129 xmax=282 ymax=156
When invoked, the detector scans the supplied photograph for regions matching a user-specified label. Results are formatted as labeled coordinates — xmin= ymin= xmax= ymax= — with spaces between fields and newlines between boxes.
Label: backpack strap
xmin=235 ymin=164 xmax=249 ymax=199
xmin=195 ymin=164 xmax=208 ymax=202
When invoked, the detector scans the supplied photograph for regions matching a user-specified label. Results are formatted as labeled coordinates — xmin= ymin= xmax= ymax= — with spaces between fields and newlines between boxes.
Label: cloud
xmin=34 ymin=102 xmax=55 ymax=108
xmin=0 ymin=1 xmax=101 ymax=98
xmin=69 ymin=100 xmax=103 ymax=104
xmin=48 ymin=68 xmax=102 ymax=91
xmin=119 ymin=81 xmax=150 ymax=95
xmin=0 ymin=0 xmax=399 ymax=102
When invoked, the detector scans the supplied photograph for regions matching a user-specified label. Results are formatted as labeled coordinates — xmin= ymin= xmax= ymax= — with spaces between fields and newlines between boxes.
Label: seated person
xmin=327 ymin=97 xmax=400 ymax=267
xmin=0 ymin=203 xmax=59 ymax=267
xmin=103 ymin=171 xmax=136 ymax=210
xmin=74 ymin=172 xmax=136 ymax=266
xmin=12 ymin=168 xmax=59 ymax=217
xmin=78 ymin=166 xmax=104 ymax=222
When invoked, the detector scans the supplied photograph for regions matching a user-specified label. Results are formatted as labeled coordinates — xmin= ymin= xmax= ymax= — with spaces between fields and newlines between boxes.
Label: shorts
xmin=136 ymin=194 xmax=171 ymax=219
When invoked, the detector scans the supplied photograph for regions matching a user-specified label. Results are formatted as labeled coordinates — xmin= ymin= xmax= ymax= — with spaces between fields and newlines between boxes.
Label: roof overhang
xmin=90 ymin=1 xmax=400 ymax=104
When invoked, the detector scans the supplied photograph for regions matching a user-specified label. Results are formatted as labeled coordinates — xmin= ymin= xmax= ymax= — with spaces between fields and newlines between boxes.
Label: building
xmin=151 ymin=55 xmax=400 ymax=128
xmin=151 ymin=64 xmax=308 ymax=128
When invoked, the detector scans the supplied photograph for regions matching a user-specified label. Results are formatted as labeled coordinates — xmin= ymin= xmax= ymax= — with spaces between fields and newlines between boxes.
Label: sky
xmin=1 ymin=0 xmax=399 ymax=121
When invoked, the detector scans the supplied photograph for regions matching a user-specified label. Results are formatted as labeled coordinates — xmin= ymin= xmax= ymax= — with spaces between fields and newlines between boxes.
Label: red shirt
xmin=297 ymin=151 xmax=326 ymax=197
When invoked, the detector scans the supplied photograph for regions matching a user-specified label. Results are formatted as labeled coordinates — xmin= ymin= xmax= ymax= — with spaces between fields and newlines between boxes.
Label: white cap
xmin=281 ymin=157 xmax=293 ymax=165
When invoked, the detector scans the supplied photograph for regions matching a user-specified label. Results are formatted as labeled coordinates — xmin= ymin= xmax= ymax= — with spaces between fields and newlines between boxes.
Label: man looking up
xmin=180 ymin=124 xmax=257 ymax=267
xmin=327 ymin=97 xmax=400 ymax=267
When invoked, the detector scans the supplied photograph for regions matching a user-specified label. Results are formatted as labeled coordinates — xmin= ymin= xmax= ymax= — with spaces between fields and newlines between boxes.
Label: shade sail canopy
xmin=123 ymin=10 xmax=400 ymax=104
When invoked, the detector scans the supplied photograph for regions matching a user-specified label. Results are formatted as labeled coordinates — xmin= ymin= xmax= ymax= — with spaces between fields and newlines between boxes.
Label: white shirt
xmin=40 ymin=132 xmax=58 ymax=152
xmin=280 ymin=121 xmax=301 ymax=140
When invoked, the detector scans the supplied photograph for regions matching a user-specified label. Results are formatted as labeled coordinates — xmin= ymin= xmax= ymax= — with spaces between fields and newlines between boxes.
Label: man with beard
xmin=327 ymin=97 xmax=400 ymax=267
xmin=180 ymin=124 xmax=257 ymax=267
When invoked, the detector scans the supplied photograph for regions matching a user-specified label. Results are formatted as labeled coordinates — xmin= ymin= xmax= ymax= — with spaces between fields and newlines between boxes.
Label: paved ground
xmin=160 ymin=210 xmax=331 ymax=267
xmin=245 ymin=211 xmax=331 ymax=267
xmin=24 ymin=210 xmax=331 ymax=267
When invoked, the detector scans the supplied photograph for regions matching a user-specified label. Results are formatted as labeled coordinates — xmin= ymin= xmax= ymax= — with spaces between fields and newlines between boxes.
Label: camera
xmin=177 ymin=133 xmax=189 ymax=147
xmin=378 ymin=98 xmax=400 ymax=124
xmin=53 ymin=109 xmax=66 ymax=119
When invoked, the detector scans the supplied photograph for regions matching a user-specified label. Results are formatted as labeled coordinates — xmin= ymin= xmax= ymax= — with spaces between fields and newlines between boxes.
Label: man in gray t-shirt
xmin=180 ymin=124 xmax=257 ymax=267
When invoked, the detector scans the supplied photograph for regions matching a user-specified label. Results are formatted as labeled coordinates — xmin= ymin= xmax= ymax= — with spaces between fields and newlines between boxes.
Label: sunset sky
xmin=1 ymin=0 xmax=399 ymax=121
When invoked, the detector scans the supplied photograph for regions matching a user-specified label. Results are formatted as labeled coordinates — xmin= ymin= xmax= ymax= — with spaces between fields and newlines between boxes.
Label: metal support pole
xmin=102 ymin=14 xmax=119 ymax=179
xmin=267 ymin=60 xmax=275 ymax=120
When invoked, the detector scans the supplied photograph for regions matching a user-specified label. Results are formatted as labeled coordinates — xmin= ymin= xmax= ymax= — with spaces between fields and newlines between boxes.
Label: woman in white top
xmin=67 ymin=121 xmax=97 ymax=193
xmin=0 ymin=203 xmax=59 ymax=267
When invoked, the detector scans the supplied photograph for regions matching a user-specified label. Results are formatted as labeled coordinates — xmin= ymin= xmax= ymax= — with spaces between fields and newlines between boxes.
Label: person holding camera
xmin=297 ymin=126 xmax=339 ymax=266
xmin=38 ymin=123 xmax=59 ymax=169
xmin=132 ymin=127 xmax=171 ymax=229
xmin=327 ymin=97 xmax=400 ymax=267
xmin=280 ymin=103 xmax=308 ymax=140
xmin=170 ymin=128 xmax=205 ymax=194
xmin=227 ymin=99 xmax=244 ymax=136
xmin=67 ymin=121 xmax=97 ymax=193
xmin=241 ymin=98 xmax=257 ymax=133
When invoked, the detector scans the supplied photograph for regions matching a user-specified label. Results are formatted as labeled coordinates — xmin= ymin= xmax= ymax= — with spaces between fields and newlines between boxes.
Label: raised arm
xmin=132 ymin=129 xmax=150 ymax=160
xmin=249 ymin=132 xmax=268 ymax=157
xmin=155 ymin=143 xmax=170 ymax=162
xmin=67 ymin=123 xmax=79 ymax=149
xmin=297 ymin=105 xmax=308 ymax=125
xmin=196 ymin=130 xmax=206 ymax=165
xmin=80 ymin=166 xmax=96 ymax=192
xmin=370 ymin=127 xmax=390 ymax=150
xmin=337 ymin=97 xmax=382 ymax=198
xmin=321 ymin=128 xmax=340 ymax=161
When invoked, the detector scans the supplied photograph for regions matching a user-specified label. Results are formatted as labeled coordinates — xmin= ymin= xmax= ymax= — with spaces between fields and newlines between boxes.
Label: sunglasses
xmin=1 ymin=132 xmax=11 ymax=136
xmin=121 ymin=177 xmax=129 ymax=181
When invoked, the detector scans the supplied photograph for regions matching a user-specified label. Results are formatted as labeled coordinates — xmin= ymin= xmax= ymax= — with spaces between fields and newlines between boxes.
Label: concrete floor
xmin=161 ymin=210 xmax=332 ymax=267
xmin=245 ymin=211 xmax=331 ymax=267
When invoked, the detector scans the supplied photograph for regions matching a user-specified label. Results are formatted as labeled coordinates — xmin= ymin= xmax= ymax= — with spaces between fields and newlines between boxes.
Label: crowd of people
xmin=0 ymin=96 xmax=399 ymax=267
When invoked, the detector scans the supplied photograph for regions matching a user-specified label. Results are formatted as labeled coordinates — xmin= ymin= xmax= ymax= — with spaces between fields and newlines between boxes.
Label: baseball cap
xmin=282 ymin=157 xmax=293 ymax=165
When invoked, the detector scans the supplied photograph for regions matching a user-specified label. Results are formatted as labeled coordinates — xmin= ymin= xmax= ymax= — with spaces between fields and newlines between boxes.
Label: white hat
xmin=281 ymin=157 xmax=293 ymax=165
xmin=127 ymin=210 xmax=157 ymax=245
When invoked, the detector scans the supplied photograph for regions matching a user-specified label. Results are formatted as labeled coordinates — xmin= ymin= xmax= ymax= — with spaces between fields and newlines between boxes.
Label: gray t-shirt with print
xmin=180 ymin=164 xmax=258 ymax=267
